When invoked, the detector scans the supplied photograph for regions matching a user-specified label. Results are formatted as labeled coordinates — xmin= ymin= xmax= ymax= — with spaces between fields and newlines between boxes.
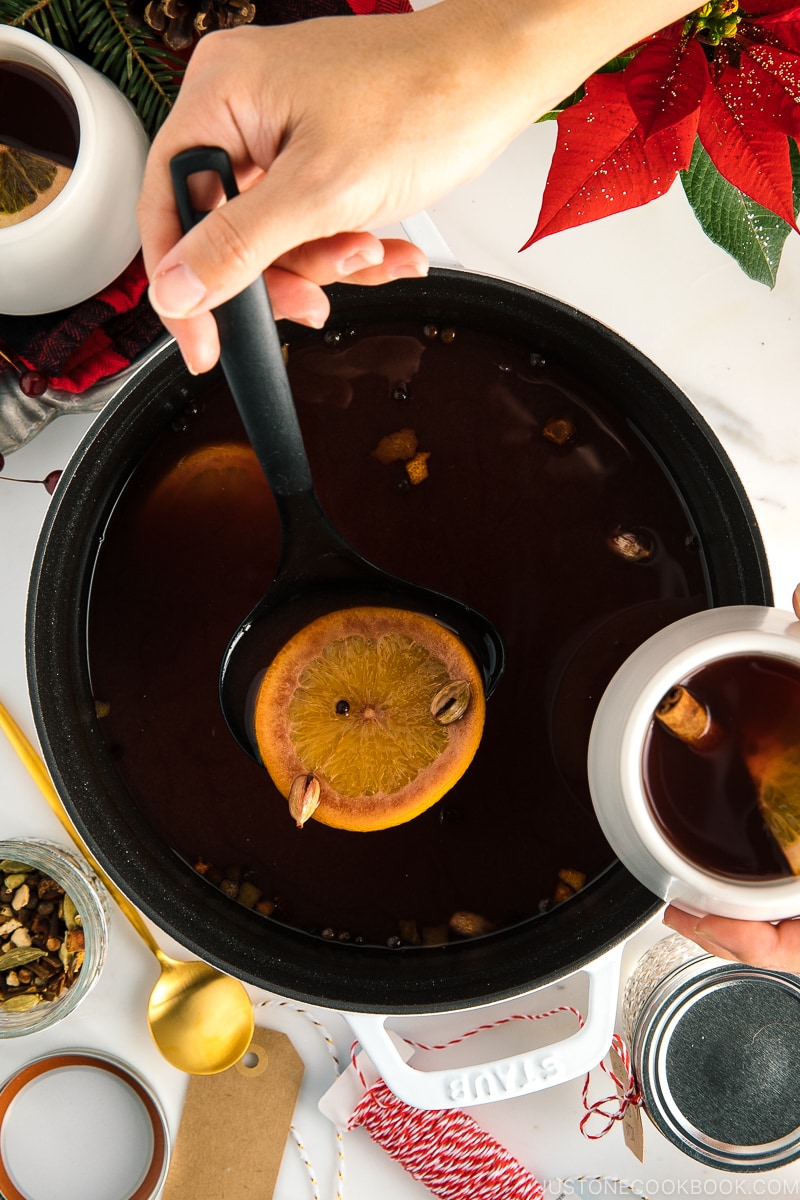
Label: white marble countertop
xmin=2 ymin=118 xmax=800 ymax=1198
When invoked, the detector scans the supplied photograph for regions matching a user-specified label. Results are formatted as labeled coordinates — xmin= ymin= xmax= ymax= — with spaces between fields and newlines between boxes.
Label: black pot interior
xmin=27 ymin=270 xmax=772 ymax=1013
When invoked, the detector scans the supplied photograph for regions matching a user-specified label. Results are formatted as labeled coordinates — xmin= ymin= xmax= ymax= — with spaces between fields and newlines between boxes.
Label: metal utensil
xmin=0 ymin=700 xmax=254 ymax=1075
xmin=170 ymin=146 xmax=506 ymax=757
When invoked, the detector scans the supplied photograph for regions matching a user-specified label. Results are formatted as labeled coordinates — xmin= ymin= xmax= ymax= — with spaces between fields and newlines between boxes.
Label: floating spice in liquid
xmin=645 ymin=653 xmax=800 ymax=879
xmin=87 ymin=319 xmax=708 ymax=945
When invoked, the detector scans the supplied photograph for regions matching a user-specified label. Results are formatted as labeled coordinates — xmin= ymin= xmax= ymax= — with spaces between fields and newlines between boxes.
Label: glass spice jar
xmin=0 ymin=839 xmax=109 ymax=1037
xmin=623 ymin=933 xmax=800 ymax=1171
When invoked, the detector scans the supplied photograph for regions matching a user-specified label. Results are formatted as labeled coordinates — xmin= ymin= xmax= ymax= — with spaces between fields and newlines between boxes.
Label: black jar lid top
xmin=635 ymin=963 xmax=800 ymax=1171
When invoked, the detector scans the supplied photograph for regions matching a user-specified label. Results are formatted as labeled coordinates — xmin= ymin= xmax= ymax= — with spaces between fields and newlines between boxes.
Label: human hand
xmin=664 ymin=904 xmax=800 ymax=972
xmin=137 ymin=0 xmax=697 ymax=373
xmin=138 ymin=4 xmax=509 ymax=374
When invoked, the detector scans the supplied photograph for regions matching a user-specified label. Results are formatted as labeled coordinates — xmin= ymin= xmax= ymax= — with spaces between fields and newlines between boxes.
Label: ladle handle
xmin=170 ymin=146 xmax=313 ymax=497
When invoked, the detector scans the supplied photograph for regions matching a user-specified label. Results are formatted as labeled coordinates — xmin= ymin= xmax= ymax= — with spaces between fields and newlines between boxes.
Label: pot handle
xmin=399 ymin=210 xmax=462 ymax=270
xmin=343 ymin=945 xmax=622 ymax=1110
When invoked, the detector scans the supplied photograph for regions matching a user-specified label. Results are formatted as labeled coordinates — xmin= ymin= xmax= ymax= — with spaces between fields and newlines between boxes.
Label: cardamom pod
xmin=1 ymin=992 xmax=43 ymax=1011
xmin=0 ymin=945 xmax=47 ymax=970
xmin=2 ymin=874 xmax=28 ymax=890
xmin=288 ymin=773 xmax=321 ymax=828
xmin=431 ymin=680 xmax=472 ymax=725
xmin=62 ymin=893 xmax=81 ymax=929
xmin=607 ymin=528 xmax=652 ymax=561
xmin=448 ymin=911 xmax=496 ymax=937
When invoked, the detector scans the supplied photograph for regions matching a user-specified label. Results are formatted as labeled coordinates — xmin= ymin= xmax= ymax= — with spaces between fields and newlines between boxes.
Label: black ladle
xmin=171 ymin=147 xmax=505 ymax=758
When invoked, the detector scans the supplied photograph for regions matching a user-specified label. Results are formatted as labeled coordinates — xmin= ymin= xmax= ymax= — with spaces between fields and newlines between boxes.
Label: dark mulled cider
xmin=87 ymin=318 xmax=708 ymax=945
xmin=644 ymin=654 xmax=800 ymax=880
xmin=0 ymin=61 xmax=79 ymax=227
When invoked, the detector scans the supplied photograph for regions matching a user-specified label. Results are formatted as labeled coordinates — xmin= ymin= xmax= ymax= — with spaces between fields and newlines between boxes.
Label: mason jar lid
xmin=0 ymin=1050 xmax=170 ymax=1200
xmin=632 ymin=959 xmax=800 ymax=1171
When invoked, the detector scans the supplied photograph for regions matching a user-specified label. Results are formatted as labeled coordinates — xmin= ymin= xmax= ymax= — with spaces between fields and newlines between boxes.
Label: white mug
xmin=0 ymin=27 xmax=149 ymax=315
xmin=588 ymin=606 xmax=800 ymax=921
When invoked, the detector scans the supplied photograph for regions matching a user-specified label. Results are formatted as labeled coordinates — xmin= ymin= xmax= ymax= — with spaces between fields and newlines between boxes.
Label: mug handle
xmin=343 ymin=945 xmax=622 ymax=1110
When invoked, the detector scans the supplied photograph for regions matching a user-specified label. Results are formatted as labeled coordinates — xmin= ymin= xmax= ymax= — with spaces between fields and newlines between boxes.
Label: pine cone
xmin=127 ymin=0 xmax=256 ymax=50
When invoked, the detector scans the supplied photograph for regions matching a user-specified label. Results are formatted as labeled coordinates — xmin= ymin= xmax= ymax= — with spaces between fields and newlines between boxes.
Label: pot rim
xmin=26 ymin=270 xmax=771 ymax=1013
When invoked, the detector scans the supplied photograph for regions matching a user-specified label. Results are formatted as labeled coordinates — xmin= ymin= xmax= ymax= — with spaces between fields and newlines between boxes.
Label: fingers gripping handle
xmin=169 ymin=146 xmax=313 ymax=497
xmin=344 ymin=946 xmax=623 ymax=1110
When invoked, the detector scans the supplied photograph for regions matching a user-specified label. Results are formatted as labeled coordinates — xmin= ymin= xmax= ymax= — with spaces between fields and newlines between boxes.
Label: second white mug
xmin=0 ymin=27 xmax=150 ymax=315
xmin=588 ymin=605 xmax=800 ymax=921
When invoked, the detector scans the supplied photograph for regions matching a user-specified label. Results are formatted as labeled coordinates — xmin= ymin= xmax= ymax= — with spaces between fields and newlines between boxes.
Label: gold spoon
xmin=0 ymin=700 xmax=254 ymax=1074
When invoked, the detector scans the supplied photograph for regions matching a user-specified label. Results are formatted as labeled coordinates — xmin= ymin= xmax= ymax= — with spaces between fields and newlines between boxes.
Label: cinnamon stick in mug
xmin=655 ymin=686 xmax=723 ymax=750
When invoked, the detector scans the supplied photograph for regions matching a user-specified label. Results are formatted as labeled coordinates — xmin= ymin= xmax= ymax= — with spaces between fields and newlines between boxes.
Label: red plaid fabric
xmin=2 ymin=254 xmax=162 ymax=394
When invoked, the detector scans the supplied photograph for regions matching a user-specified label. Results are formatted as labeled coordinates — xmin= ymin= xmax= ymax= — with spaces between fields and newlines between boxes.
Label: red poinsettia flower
xmin=524 ymin=0 xmax=800 ymax=248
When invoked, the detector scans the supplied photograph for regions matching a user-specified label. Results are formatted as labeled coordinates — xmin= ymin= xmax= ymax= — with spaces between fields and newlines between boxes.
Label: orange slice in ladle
xmin=253 ymin=606 xmax=486 ymax=831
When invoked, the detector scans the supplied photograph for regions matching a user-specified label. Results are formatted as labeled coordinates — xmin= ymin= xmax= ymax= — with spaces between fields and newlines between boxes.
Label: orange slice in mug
xmin=0 ymin=144 xmax=71 ymax=228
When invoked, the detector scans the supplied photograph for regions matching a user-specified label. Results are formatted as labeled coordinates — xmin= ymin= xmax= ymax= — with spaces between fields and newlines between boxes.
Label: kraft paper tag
xmin=163 ymin=1030 xmax=304 ymax=1199
xmin=609 ymin=1043 xmax=645 ymax=1163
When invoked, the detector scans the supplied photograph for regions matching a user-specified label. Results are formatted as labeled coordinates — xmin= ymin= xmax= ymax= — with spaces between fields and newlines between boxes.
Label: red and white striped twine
xmin=259 ymin=998 xmax=638 ymax=1200
xmin=580 ymin=1032 xmax=642 ymax=1140
xmin=345 ymin=1006 xmax=639 ymax=1199
xmin=348 ymin=1075 xmax=545 ymax=1200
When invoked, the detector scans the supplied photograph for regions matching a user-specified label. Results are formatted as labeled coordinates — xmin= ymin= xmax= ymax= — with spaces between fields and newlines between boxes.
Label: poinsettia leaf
xmin=642 ymin=20 xmax=688 ymax=42
xmin=697 ymin=77 xmax=797 ymax=226
xmin=523 ymin=73 xmax=697 ymax=248
xmin=598 ymin=53 xmax=638 ymax=75
xmin=538 ymin=53 xmax=637 ymax=121
xmin=538 ymin=85 xmax=585 ymax=122
xmin=741 ymin=5 xmax=800 ymax=54
xmin=739 ymin=44 xmax=800 ymax=135
xmin=624 ymin=36 xmax=709 ymax=137
xmin=739 ymin=0 xmax=800 ymax=16
xmin=680 ymin=136 xmax=797 ymax=287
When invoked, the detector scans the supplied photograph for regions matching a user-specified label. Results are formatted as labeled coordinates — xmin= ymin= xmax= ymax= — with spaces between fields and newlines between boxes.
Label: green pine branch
xmin=1 ymin=0 xmax=80 ymax=49
xmin=2 ymin=0 xmax=184 ymax=136
xmin=77 ymin=0 xmax=184 ymax=135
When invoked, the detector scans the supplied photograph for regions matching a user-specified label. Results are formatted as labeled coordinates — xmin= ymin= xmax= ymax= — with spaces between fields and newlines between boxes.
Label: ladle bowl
xmin=170 ymin=147 xmax=505 ymax=758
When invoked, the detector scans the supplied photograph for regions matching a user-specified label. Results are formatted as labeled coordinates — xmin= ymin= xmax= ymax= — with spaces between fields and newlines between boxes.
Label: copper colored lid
xmin=0 ymin=1051 xmax=169 ymax=1200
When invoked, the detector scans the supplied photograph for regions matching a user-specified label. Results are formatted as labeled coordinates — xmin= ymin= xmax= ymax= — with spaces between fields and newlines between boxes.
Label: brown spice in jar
xmin=0 ymin=860 xmax=84 ymax=1011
